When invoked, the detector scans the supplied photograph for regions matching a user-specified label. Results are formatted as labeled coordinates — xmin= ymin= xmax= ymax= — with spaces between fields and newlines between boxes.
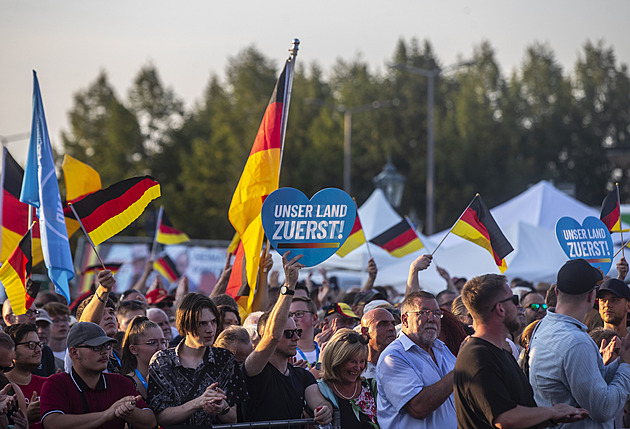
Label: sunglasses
xmin=496 ymin=295 xmax=520 ymax=307
xmin=16 ymin=341 xmax=44 ymax=350
xmin=75 ymin=343 xmax=114 ymax=352
xmin=527 ymin=303 xmax=547 ymax=311
xmin=340 ymin=333 xmax=368 ymax=345
xmin=155 ymin=301 xmax=174 ymax=309
xmin=283 ymin=329 xmax=303 ymax=339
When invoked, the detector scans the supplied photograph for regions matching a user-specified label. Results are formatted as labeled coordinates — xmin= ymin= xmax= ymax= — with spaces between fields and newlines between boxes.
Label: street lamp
xmin=389 ymin=60 xmax=474 ymax=234
xmin=373 ymin=157 xmax=406 ymax=208
xmin=306 ymin=98 xmax=398 ymax=194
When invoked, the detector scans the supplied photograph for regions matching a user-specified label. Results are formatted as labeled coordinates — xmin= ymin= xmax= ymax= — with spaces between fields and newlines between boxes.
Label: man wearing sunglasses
xmin=376 ymin=290 xmax=457 ymax=428
xmin=521 ymin=291 xmax=547 ymax=325
xmin=529 ymin=258 xmax=630 ymax=428
xmin=40 ymin=322 xmax=156 ymax=429
xmin=454 ymin=274 xmax=588 ymax=428
xmin=243 ymin=252 xmax=332 ymax=426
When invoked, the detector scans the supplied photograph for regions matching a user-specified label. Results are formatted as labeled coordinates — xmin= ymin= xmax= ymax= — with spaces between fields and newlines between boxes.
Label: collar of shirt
xmin=543 ymin=309 xmax=588 ymax=332
xmin=172 ymin=338 xmax=216 ymax=368
xmin=70 ymin=367 xmax=106 ymax=392
xmin=399 ymin=332 xmax=446 ymax=354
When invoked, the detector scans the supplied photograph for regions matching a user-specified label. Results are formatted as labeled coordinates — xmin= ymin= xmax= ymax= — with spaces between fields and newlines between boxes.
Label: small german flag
xmin=154 ymin=254 xmax=181 ymax=283
xmin=600 ymin=189 xmax=621 ymax=233
xmin=157 ymin=210 xmax=189 ymax=245
xmin=67 ymin=176 xmax=161 ymax=245
xmin=451 ymin=194 xmax=513 ymax=273
xmin=370 ymin=219 xmax=424 ymax=258
xmin=337 ymin=214 xmax=367 ymax=257
xmin=0 ymin=228 xmax=33 ymax=315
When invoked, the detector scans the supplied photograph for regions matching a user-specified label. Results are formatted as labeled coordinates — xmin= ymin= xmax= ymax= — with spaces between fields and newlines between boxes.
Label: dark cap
xmin=67 ymin=322 xmax=117 ymax=348
xmin=597 ymin=278 xmax=630 ymax=300
xmin=557 ymin=259 xmax=603 ymax=295
xmin=352 ymin=290 xmax=385 ymax=307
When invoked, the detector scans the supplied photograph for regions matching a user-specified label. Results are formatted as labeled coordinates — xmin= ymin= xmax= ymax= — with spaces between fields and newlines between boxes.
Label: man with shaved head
xmin=361 ymin=308 xmax=396 ymax=379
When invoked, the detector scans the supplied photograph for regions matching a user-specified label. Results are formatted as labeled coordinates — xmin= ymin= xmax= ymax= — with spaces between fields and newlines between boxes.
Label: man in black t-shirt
xmin=243 ymin=252 xmax=332 ymax=425
xmin=455 ymin=274 xmax=588 ymax=429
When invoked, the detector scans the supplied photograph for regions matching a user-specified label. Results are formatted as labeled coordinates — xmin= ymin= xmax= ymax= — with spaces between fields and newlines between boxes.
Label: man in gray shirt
xmin=529 ymin=258 xmax=630 ymax=428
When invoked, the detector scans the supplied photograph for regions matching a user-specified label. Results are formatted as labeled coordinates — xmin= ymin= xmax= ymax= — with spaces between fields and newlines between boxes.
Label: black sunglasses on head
xmin=283 ymin=329 xmax=302 ymax=339
xmin=340 ymin=333 xmax=368 ymax=345
xmin=155 ymin=301 xmax=174 ymax=308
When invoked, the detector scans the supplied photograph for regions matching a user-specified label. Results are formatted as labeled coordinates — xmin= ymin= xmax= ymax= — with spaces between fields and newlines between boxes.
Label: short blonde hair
xmin=320 ymin=328 xmax=368 ymax=383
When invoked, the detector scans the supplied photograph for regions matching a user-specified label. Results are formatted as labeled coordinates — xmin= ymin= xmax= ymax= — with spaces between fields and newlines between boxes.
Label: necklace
xmin=332 ymin=380 xmax=359 ymax=400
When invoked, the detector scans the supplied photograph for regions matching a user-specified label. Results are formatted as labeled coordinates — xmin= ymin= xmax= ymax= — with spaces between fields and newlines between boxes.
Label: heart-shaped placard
xmin=555 ymin=216 xmax=613 ymax=274
xmin=261 ymin=187 xmax=356 ymax=267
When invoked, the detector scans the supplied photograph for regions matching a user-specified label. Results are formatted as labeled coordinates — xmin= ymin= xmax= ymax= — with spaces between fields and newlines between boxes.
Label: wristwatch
xmin=280 ymin=285 xmax=295 ymax=296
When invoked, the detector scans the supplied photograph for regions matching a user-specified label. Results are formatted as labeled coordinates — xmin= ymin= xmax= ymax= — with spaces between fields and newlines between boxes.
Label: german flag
xmin=451 ymin=194 xmax=513 ymax=273
xmin=228 ymin=57 xmax=294 ymax=312
xmin=226 ymin=241 xmax=249 ymax=300
xmin=157 ymin=210 xmax=189 ymax=245
xmin=67 ymin=176 xmax=161 ymax=245
xmin=1 ymin=148 xmax=43 ymax=265
xmin=370 ymin=219 xmax=424 ymax=258
xmin=80 ymin=263 xmax=123 ymax=292
xmin=154 ymin=254 xmax=180 ymax=283
xmin=601 ymin=189 xmax=621 ymax=233
xmin=0 ymin=228 xmax=33 ymax=315
xmin=62 ymin=154 xmax=102 ymax=241
xmin=336 ymin=214 xmax=367 ymax=257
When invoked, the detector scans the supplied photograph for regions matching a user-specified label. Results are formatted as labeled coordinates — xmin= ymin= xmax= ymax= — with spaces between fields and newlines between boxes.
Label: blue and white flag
xmin=19 ymin=71 xmax=73 ymax=303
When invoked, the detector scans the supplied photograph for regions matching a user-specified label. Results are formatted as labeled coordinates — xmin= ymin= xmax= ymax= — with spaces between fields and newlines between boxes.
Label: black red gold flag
xmin=154 ymin=254 xmax=181 ymax=283
xmin=370 ymin=220 xmax=424 ymax=258
xmin=0 ymin=228 xmax=33 ymax=314
xmin=157 ymin=210 xmax=189 ymax=245
xmin=600 ymin=189 xmax=621 ymax=233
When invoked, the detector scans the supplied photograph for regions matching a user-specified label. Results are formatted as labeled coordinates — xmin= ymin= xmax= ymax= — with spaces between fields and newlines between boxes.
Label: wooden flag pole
xmin=68 ymin=203 xmax=106 ymax=270
xmin=431 ymin=194 xmax=478 ymax=256
xmin=150 ymin=206 xmax=164 ymax=262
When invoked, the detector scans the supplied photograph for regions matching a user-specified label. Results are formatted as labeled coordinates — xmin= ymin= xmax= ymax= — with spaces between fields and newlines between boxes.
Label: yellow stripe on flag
xmin=452 ymin=220 xmax=507 ymax=273
xmin=0 ymin=260 xmax=26 ymax=315
xmin=390 ymin=238 xmax=424 ymax=258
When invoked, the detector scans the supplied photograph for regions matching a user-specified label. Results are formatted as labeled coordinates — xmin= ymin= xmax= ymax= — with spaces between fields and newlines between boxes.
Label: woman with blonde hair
xmin=121 ymin=316 xmax=167 ymax=399
xmin=317 ymin=328 xmax=378 ymax=428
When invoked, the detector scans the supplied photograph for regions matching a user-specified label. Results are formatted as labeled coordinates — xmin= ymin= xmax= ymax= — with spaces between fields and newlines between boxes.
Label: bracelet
xmin=96 ymin=291 xmax=108 ymax=303
xmin=219 ymin=404 xmax=230 ymax=415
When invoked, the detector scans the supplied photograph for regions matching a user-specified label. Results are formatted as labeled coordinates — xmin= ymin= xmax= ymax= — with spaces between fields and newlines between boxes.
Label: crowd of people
xmin=0 ymin=250 xmax=628 ymax=429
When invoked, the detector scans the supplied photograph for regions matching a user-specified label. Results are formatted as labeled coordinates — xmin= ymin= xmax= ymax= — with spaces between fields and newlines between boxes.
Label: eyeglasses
xmin=16 ymin=341 xmax=43 ymax=350
xmin=340 ymin=333 xmax=368 ymax=345
xmin=52 ymin=317 xmax=71 ymax=324
xmin=495 ymin=295 xmax=519 ymax=307
xmin=406 ymin=309 xmax=444 ymax=319
xmin=288 ymin=310 xmax=313 ymax=319
xmin=526 ymin=303 xmax=547 ymax=311
xmin=141 ymin=339 xmax=169 ymax=348
xmin=75 ymin=343 xmax=114 ymax=352
xmin=283 ymin=329 xmax=302 ymax=339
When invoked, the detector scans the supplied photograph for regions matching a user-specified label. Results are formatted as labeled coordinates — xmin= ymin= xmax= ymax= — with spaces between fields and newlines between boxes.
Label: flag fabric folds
xmin=370 ymin=219 xmax=424 ymax=258
xmin=154 ymin=255 xmax=180 ymax=283
xmin=68 ymin=176 xmax=161 ymax=246
xmin=157 ymin=210 xmax=189 ymax=245
xmin=62 ymin=154 xmax=102 ymax=240
xmin=19 ymin=72 xmax=74 ymax=304
xmin=336 ymin=214 xmax=367 ymax=257
xmin=451 ymin=194 xmax=514 ymax=273
xmin=228 ymin=59 xmax=292 ymax=311
xmin=0 ymin=229 xmax=33 ymax=315
xmin=601 ymin=189 xmax=621 ymax=233
xmin=0 ymin=148 xmax=43 ymax=265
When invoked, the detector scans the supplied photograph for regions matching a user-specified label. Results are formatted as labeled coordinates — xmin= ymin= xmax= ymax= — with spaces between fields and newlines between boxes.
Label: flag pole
xmin=150 ymin=206 xmax=164 ymax=262
xmin=277 ymin=38 xmax=299 ymax=177
xmin=431 ymin=194 xmax=478 ymax=256
xmin=352 ymin=198 xmax=372 ymax=259
xmin=617 ymin=183 xmax=624 ymax=258
xmin=68 ymin=203 xmax=106 ymax=270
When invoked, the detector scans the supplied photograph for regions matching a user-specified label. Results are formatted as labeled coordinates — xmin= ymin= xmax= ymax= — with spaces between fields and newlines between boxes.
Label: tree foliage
xmin=62 ymin=39 xmax=630 ymax=238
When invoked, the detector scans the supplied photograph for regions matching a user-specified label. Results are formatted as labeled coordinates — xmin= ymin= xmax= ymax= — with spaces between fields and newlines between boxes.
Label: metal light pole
xmin=390 ymin=61 xmax=473 ymax=234
xmin=306 ymin=99 xmax=398 ymax=195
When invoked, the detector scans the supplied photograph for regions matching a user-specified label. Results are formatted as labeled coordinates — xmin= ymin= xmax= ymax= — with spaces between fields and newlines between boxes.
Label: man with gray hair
xmin=529 ymin=258 xmax=630 ymax=428
xmin=376 ymin=291 xmax=457 ymax=428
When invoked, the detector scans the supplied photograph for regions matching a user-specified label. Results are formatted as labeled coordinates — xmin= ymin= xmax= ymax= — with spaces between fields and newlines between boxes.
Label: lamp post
xmin=373 ymin=157 xmax=406 ymax=208
xmin=306 ymin=98 xmax=398 ymax=195
xmin=389 ymin=60 xmax=474 ymax=234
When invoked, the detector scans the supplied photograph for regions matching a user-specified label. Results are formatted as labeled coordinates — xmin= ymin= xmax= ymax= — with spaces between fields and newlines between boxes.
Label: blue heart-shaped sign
xmin=555 ymin=216 xmax=613 ymax=274
xmin=261 ymin=188 xmax=356 ymax=267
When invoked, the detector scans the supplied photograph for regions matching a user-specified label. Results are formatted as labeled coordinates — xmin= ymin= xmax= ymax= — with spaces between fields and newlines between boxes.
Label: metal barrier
xmin=213 ymin=410 xmax=341 ymax=429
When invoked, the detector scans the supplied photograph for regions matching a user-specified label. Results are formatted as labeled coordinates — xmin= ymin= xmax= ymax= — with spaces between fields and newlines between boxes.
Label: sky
xmin=2 ymin=0 xmax=629 ymax=166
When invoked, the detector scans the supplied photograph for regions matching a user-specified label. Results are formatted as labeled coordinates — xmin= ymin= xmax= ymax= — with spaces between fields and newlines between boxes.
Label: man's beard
xmin=505 ymin=314 xmax=524 ymax=334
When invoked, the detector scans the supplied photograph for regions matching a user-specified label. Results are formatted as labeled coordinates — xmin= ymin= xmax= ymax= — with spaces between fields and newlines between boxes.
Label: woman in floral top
xmin=318 ymin=329 xmax=379 ymax=428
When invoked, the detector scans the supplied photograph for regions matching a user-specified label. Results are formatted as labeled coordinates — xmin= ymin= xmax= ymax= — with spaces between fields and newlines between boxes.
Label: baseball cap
xmin=146 ymin=288 xmax=174 ymax=305
xmin=597 ymin=278 xmax=630 ymax=300
xmin=35 ymin=309 xmax=52 ymax=326
xmin=67 ymin=322 xmax=117 ymax=348
xmin=353 ymin=290 xmax=386 ymax=307
xmin=325 ymin=302 xmax=359 ymax=319
xmin=556 ymin=258 xmax=603 ymax=295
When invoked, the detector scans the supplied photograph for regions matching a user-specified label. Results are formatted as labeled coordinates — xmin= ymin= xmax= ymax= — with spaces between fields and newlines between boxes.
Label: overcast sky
xmin=2 ymin=0 xmax=629 ymax=165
